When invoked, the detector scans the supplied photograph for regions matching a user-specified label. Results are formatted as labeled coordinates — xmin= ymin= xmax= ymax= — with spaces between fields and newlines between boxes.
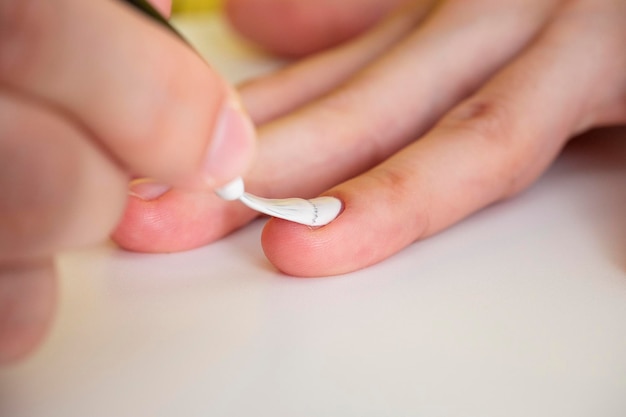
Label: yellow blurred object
xmin=172 ymin=0 xmax=223 ymax=13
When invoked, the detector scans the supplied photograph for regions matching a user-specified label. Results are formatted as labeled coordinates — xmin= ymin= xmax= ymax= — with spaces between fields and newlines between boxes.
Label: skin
xmin=115 ymin=0 xmax=626 ymax=277
xmin=0 ymin=0 xmax=255 ymax=363
xmin=1 ymin=0 xmax=625 ymax=361
xmin=225 ymin=0 xmax=406 ymax=56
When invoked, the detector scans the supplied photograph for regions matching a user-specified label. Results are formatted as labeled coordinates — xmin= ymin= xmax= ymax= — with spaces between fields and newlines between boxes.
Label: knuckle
xmin=369 ymin=165 xmax=410 ymax=202
xmin=367 ymin=164 xmax=432 ymax=240
xmin=441 ymin=98 xmax=532 ymax=199
xmin=0 ymin=0 xmax=47 ymax=81
xmin=442 ymin=97 xmax=517 ymax=147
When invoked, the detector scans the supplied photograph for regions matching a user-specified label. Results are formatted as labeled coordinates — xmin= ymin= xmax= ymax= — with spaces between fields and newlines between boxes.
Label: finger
xmin=225 ymin=0 xmax=407 ymax=57
xmin=239 ymin=0 xmax=435 ymax=124
xmin=0 ymin=91 xmax=128 ymax=264
xmin=0 ymin=261 xmax=56 ymax=364
xmin=0 ymin=0 xmax=255 ymax=189
xmin=113 ymin=0 xmax=559 ymax=253
xmin=112 ymin=184 xmax=253 ymax=252
xmin=248 ymin=0 xmax=560 ymax=199
xmin=262 ymin=0 xmax=626 ymax=276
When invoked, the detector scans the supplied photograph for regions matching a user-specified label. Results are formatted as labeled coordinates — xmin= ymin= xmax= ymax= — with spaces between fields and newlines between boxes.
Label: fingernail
xmin=128 ymin=178 xmax=171 ymax=201
xmin=203 ymin=100 xmax=256 ymax=187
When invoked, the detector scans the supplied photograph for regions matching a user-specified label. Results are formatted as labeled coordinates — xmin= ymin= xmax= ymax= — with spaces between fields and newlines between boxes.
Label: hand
xmin=114 ymin=0 xmax=626 ymax=277
xmin=0 ymin=0 xmax=255 ymax=362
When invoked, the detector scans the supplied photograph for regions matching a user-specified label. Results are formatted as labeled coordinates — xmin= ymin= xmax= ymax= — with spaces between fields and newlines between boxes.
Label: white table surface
xmin=1 ymin=13 xmax=626 ymax=417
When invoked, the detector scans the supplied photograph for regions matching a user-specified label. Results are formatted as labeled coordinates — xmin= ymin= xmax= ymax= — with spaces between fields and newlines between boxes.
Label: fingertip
xmin=226 ymin=0 xmax=320 ymax=57
xmin=262 ymin=181 xmax=427 ymax=276
xmin=261 ymin=194 xmax=370 ymax=277
xmin=111 ymin=195 xmax=175 ymax=253
xmin=225 ymin=0 xmax=383 ymax=57
xmin=112 ymin=187 xmax=254 ymax=253
xmin=113 ymin=191 xmax=213 ymax=253
xmin=261 ymin=219 xmax=331 ymax=277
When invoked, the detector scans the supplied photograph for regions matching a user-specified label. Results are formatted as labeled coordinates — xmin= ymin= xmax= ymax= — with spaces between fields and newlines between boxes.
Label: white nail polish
xmin=215 ymin=177 xmax=342 ymax=226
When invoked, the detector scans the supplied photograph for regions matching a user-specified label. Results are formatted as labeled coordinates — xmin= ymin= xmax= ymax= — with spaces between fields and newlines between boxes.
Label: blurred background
xmin=172 ymin=0 xmax=223 ymax=13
